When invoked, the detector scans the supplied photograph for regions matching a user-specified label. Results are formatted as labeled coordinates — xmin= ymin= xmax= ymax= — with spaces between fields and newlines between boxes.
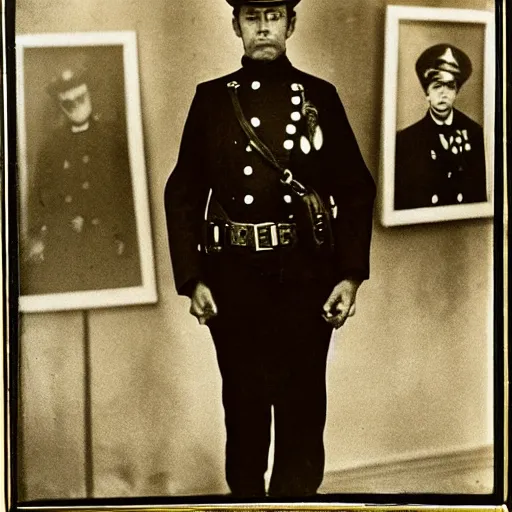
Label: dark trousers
xmin=206 ymin=259 xmax=333 ymax=498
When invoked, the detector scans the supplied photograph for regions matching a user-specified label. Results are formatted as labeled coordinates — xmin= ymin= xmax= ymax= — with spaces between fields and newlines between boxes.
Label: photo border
xmin=2 ymin=2 xmax=508 ymax=512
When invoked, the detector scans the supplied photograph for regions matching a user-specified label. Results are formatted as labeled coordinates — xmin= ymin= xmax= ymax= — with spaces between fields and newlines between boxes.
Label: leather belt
xmin=205 ymin=220 xmax=297 ymax=253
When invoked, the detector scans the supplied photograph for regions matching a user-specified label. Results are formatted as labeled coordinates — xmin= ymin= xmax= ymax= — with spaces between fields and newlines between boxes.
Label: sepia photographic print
xmin=1 ymin=0 xmax=506 ymax=511
xmin=16 ymin=31 xmax=157 ymax=312
xmin=379 ymin=6 xmax=495 ymax=227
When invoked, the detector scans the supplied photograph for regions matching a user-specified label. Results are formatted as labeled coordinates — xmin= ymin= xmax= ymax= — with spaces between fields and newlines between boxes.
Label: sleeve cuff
xmin=338 ymin=270 xmax=369 ymax=283
xmin=178 ymin=278 xmax=200 ymax=298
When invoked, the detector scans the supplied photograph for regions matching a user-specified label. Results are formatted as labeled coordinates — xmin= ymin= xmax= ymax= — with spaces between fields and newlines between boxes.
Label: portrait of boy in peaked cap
xmin=394 ymin=44 xmax=487 ymax=211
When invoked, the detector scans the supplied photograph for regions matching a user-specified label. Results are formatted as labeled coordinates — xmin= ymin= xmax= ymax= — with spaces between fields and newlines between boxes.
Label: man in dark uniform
xmin=22 ymin=63 xmax=141 ymax=295
xmin=165 ymin=0 xmax=375 ymax=498
xmin=394 ymin=44 xmax=487 ymax=210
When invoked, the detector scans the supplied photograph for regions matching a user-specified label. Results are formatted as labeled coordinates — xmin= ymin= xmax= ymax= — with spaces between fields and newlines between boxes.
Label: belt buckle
xmin=278 ymin=223 xmax=294 ymax=246
xmin=253 ymin=222 xmax=278 ymax=251
xmin=230 ymin=223 xmax=250 ymax=247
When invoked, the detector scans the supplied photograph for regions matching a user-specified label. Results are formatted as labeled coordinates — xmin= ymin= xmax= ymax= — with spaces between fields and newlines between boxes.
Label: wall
xmin=16 ymin=0 xmax=495 ymax=500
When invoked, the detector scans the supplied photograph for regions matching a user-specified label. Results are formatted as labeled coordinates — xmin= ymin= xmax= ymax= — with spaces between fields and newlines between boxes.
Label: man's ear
xmin=232 ymin=16 xmax=242 ymax=38
xmin=286 ymin=16 xmax=296 ymax=39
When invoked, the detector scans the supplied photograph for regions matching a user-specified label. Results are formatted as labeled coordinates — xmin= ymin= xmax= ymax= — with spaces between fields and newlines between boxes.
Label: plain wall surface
xmin=16 ymin=0 xmax=495 ymax=499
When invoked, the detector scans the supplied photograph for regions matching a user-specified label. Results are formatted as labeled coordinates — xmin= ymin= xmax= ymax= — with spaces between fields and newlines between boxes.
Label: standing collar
xmin=241 ymin=53 xmax=294 ymax=79
xmin=429 ymin=109 xmax=454 ymax=126
xmin=70 ymin=121 xmax=90 ymax=133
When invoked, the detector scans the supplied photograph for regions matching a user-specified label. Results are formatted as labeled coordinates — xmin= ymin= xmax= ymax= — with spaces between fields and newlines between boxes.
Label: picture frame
xmin=16 ymin=31 xmax=157 ymax=312
xmin=379 ymin=6 xmax=495 ymax=227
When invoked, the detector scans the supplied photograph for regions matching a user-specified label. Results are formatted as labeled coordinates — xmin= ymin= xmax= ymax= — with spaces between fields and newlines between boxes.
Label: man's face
xmin=426 ymin=80 xmax=458 ymax=120
xmin=233 ymin=5 xmax=295 ymax=61
xmin=58 ymin=83 xmax=92 ymax=126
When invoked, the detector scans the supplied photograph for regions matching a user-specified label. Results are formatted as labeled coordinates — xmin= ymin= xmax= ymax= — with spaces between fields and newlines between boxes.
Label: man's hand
xmin=322 ymin=279 xmax=361 ymax=329
xmin=190 ymin=281 xmax=218 ymax=325
xmin=24 ymin=237 xmax=45 ymax=264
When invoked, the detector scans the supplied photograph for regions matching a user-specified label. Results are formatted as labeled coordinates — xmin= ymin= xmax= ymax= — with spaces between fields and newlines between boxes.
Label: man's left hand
xmin=322 ymin=279 xmax=361 ymax=329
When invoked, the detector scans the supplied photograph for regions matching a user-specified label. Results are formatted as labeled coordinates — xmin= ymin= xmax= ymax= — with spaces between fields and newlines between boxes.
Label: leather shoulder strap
xmin=227 ymin=80 xmax=307 ymax=196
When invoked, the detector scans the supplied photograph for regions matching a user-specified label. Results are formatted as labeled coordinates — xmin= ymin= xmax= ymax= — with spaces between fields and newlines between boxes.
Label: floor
xmin=319 ymin=446 xmax=495 ymax=495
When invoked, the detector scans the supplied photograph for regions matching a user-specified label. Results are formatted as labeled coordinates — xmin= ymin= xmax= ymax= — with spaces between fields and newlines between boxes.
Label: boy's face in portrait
xmin=426 ymin=80 xmax=458 ymax=120
xmin=58 ymin=82 xmax=93 ymax=126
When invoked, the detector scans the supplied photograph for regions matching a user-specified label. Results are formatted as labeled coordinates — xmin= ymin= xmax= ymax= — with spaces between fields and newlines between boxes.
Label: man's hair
xmin=233 ymin=5 xmax=296 ymax=26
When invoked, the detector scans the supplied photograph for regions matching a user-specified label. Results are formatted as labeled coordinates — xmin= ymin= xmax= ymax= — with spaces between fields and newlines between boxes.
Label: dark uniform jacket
xmin=165 ymin=55 xmax=376 ymax=296
xmin=22 ymin=118 xmax=141 ymax=295
xmin=394 ymin=108 xmax=487 ymax=210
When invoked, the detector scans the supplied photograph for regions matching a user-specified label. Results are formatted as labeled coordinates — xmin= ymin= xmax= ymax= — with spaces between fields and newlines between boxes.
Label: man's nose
xmin=257 ymin=16 xmax=270 ymax=33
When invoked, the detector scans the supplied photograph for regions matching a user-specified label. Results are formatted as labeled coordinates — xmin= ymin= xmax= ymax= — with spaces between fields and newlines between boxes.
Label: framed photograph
xmin=16 ymin=31 xmax=157 ymax=312
xmin=379 ymin=6 xmax=495 ymax=227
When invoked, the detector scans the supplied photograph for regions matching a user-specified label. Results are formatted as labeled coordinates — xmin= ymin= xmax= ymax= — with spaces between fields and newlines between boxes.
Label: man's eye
xmin=245 ymin=15 xmax=258 ymax=21
xmin=267 ymin=12 xmax=281 ymax=21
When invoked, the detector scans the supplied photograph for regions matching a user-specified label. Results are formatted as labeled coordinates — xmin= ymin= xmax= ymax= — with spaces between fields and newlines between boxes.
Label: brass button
xmin=284 ymin=140 xmax=294 ymax=150
xmin=286 ymin=124 xmax=297 ymax=135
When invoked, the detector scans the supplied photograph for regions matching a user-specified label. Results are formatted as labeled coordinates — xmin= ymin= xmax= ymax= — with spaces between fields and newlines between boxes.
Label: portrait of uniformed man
xmin=21 ymin=58 xmax=142 ymax=296
xmin=394 ymin=44 xmax=487 ymax=210
xmin=165 ymin=0 xmax=376 ymax=499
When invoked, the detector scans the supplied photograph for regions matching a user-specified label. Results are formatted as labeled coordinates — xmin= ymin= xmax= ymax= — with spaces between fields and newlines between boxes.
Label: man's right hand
xmin=190 ymin=281 xmax=218 ymax=325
